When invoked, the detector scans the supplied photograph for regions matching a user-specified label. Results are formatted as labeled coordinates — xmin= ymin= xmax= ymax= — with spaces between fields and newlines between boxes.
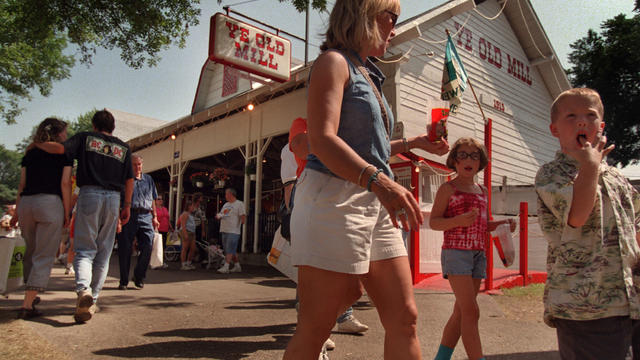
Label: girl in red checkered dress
xmin=429 ymin=137 xmax=516 ymax=360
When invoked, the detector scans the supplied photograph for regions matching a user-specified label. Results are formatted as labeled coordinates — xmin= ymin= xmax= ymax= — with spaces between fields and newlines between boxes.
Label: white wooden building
xmin=127 ymin=0 xmax=570 ymax=281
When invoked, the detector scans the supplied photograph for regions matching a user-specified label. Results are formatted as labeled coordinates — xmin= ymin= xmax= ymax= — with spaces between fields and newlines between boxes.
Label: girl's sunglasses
xmin=455 ymin=151 xmax=481 ymax=160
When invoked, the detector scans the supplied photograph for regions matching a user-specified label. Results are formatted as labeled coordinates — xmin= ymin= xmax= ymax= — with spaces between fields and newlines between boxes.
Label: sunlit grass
xmin=501 ymin=283 xmax=544 ymax=298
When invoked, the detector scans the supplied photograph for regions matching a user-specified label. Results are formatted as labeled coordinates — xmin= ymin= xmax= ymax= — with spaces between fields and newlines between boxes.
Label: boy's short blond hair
xmin=320 ymin=0 xmax=400 ymax=53
xmin=445 ymin=137 xmax=489 ymax=171
xmin=550 ymin=88 xmax=604 ymax=123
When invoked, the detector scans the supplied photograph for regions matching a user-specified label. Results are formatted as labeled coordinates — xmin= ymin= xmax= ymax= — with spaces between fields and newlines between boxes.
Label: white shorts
xmin=291 ymin=169 xmax=407 ymax=274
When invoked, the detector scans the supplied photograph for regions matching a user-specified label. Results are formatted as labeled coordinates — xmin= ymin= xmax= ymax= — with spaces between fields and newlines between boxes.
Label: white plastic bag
xmin=0 ymin=236 xmax=16 ymax=294
xmin=150 ymin=232 xmax=163 ymax=269
xmin=267 ymin=226 xmax=297 ymax=283
xmin=492 ymin=223 xmax=515 ymax=267
xmin=3 ymin=231 xmax=25 ymax=295
xmin=166 ymin=231 xmax=181 ymax=246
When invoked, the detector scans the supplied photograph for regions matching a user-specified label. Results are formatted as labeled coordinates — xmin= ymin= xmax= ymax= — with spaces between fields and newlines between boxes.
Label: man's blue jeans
xmin=73 ymin=186 xmax=120 ymax=301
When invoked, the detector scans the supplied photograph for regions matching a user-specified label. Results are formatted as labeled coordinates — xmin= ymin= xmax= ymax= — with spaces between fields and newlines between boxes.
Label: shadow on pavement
xmin=488 ymin=351 xmax=560 ymax=359
xmin=94 ymin=337 xmax=291 ymax=359
xmin=225 ymin=299 xmax=296 ymax=310
xmin=252 ymin=279 xmax=296 ymax=289
xmin=145 ymin=322 xmax=296 ymax=338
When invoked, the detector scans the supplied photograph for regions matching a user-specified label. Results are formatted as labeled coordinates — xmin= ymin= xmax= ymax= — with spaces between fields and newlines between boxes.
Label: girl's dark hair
xmin=445 ymin=137 xmax=489 ymax=172
xmin=33 ymin=118 xmax=68 ymax=143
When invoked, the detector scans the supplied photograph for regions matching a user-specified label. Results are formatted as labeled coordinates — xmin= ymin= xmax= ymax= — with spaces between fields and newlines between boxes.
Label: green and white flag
xmin=441 ymin=34 xmax=468 ymax=114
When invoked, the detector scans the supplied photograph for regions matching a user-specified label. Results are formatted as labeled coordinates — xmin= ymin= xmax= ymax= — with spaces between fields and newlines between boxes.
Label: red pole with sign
xmin=484 ymin=118 xmax=493 ymax=291
xmin=520 ymin=202 xmax=529 ymax=286
xmin=410 ymin=161 xmax=420 ymax=283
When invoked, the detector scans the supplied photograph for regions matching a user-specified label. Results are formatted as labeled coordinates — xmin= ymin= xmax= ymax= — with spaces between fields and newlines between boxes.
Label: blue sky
xmin=1 ymin=0 xmax=637 ymax=176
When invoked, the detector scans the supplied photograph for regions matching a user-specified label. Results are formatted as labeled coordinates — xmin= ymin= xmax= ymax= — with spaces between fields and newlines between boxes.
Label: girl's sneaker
xmin=65 ymin=264 xmax=74 ymax=275
xmin=230 ymin=263 xmax=242 ymax=273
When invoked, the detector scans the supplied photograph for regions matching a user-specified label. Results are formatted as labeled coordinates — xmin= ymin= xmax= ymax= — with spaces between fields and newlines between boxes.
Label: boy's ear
xmin=549 ymin=123 xmax=559 ymax=138
xmin=600 ymin=122 xmax=605 ymax=131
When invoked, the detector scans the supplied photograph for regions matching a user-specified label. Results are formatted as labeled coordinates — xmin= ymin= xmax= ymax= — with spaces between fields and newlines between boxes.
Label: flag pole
xmin=445 ymin=29 xmax=487 ymax=125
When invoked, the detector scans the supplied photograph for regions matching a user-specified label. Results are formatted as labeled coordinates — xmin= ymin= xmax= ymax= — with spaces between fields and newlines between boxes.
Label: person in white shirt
xmin=215 ymin=188 xmax=246 ymax=273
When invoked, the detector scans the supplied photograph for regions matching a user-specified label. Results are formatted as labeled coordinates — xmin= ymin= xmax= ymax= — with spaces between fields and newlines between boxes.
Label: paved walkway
xmin=1 ymin=255 xmax=559 ymax=359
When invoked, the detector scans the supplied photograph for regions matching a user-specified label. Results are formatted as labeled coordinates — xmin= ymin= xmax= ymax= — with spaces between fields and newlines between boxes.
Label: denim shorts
xmin=441 ymin=248 xmax=486 ymax=279
xmin=221 ymin=232 xmax=241 ymax=255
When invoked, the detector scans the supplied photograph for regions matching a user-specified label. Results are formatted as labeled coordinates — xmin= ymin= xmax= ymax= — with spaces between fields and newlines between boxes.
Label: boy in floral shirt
xmin=535 ymin=88 xmax=639 ymax=359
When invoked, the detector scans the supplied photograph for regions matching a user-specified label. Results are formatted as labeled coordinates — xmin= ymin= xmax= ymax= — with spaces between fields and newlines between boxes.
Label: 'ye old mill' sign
xmin=209 ymin=13 xmax=292 ymax=82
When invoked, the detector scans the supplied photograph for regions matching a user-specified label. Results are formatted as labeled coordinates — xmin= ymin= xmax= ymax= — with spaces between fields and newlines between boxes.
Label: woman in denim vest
xmin=284 ymin=0 xmax=449 ymax=358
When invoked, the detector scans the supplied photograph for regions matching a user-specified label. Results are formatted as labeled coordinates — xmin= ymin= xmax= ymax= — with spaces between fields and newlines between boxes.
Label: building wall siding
xmin=391 ymin=0 xmax=559 ymax=186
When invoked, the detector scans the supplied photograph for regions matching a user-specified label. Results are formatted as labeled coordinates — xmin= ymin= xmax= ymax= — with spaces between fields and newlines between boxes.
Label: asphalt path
xmin=1 ymin=253 xmax=559 ymax=360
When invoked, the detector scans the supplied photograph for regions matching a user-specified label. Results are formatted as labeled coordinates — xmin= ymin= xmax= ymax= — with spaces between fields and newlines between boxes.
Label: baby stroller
xmin=164 ymin=231 xmax=182 ymax=263
xmin=196 ymin=239 xmax=225 ymax=270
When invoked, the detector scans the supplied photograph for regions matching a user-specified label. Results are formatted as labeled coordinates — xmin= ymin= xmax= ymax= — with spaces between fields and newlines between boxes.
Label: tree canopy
xmin=276 ymin=0 xmax=328 ymax=12
xmin=1 ymin=0 xmax=201 ymax=125
xmin=0 ymin=144 xmax=20 ymax=204
xmin=567 ymin=9 xmax=640 ymax=167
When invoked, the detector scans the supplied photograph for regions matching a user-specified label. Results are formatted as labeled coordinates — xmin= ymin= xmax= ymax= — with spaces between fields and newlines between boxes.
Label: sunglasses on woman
xmin=385 ymin=10 xmax=399 ymax=28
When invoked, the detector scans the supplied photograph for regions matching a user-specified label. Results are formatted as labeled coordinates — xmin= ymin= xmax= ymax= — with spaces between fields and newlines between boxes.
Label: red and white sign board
xmin=209 ymin=12 xmax=291 ymax=83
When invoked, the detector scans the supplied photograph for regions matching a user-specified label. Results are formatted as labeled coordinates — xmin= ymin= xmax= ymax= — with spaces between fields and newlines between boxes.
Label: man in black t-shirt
xmin=36 ymin=109 xmax=134 ymax=323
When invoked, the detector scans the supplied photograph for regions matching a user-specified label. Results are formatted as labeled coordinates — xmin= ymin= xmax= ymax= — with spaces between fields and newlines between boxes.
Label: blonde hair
xmin=550 ymin=88 xmax=604 ymax=123
xmin=445 ymin=137 xmax=489 ymax=171
xmin=320 ymin=0 xmax=400 ymax=53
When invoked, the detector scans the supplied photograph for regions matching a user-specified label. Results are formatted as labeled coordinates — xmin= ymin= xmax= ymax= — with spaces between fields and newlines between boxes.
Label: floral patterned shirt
xmin=535 ymin=151 xmax=640 ymax=327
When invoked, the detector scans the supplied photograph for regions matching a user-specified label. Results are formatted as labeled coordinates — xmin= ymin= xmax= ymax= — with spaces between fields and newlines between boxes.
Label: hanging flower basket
xmin=245 ymin=160 xmax=256 ymax=181
xmin=190 ymin=172 xmax=210 ymax=188
xmin=210 ymin=168 xmax=229 ymax=189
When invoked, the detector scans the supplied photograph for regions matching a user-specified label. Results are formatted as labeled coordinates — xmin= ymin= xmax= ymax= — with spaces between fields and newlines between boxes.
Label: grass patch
xmin=0 ymin=314 xmax=69 ymax=360
xmin=493 ymin=284 xmax=545 ymax=323
xmin=501 ymin=283 xmax=544 ymax=298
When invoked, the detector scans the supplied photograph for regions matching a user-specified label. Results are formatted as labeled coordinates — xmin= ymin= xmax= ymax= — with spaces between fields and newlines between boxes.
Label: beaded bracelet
xmin=367 ymin=169 xmax=383 ymax=192
xmin=357 ymin=164 xmax=375 ymax=188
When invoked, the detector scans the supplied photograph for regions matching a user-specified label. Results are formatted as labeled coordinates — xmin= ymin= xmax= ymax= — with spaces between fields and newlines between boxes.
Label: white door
xmin=419 ymin=168 xmax=447 ymax=273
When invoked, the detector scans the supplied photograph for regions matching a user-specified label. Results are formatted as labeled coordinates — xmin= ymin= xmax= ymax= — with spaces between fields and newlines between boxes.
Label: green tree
xmin=1 ymin=0 xmax=201 ymax=125
xmin=68 ymin=109 xmax=97 ymax=137
xmin=276 ymin=0 xmax=327 ymax=12
xmin=0 ymin=144 xmax=20 ymax=204
xmin=567 ymin=10 xmax=640 ymax=167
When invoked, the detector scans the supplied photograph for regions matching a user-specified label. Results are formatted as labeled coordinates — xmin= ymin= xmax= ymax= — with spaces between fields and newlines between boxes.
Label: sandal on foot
xmin=17 ymin=307 xmax=43 ymax=319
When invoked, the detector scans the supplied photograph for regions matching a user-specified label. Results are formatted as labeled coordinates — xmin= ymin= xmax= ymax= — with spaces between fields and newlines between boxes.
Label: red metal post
xmin=411 ymin=161 xmax=420 ymax=284
xmin=520 ymin=202 xmax=529 ymax=286
xmin=484 ymin=118 xmax=493 ymax=291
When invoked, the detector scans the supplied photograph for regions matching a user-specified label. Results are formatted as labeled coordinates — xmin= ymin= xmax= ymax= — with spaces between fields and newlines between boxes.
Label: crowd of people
xmin=3 ymin=110 xmax=246 ymax=323
xmin=3 ymin=0 xmax=639 ymax=359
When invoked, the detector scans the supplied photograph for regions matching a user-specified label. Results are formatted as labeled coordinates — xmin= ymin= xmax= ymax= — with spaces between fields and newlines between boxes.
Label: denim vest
xmin=306 ymin=49 xmax=394 ymax=179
